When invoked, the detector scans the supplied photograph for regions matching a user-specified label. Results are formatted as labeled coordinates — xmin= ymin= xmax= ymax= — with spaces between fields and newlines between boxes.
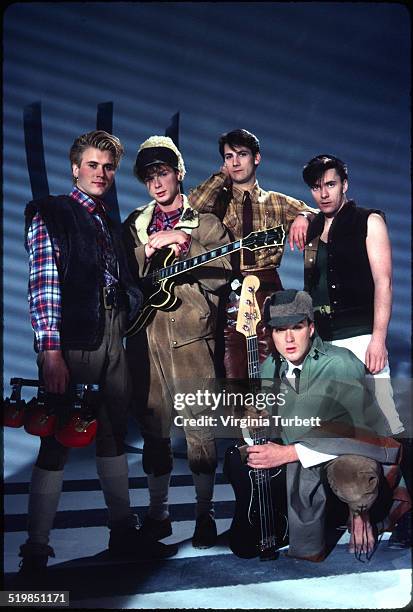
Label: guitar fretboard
xmin=149 ymin=225 xmax=285 ymax=283
xmin=153 ymin=240 xmax=242 ymax=282
xmin=247 ymin=335 xmax=260 ymax=380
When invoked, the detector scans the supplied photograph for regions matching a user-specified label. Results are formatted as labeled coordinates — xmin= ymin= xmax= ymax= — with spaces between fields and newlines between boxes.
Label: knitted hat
xmin=264 ymin=290 xmax=314 ymax=328
xmin=133 ymin=135 xmax=186 ymax=181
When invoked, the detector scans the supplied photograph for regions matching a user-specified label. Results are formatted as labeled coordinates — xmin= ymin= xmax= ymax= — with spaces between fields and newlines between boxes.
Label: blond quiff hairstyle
xmin=69 ymin=130 xmax=124 ymax=170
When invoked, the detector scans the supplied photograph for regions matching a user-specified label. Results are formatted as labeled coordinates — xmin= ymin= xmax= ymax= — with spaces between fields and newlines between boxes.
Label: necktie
xmin=292 ymin=367 xmax=301 ymax=393
xmin=242 ymin=191 xmax=255 ymax=266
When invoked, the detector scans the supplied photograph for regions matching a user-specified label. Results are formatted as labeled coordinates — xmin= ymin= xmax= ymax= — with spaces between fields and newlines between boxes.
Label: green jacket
xmin=261 ymin=334 xmax=394 ymax=453
xmin=260 ymin=335 xmax=404 ymax=560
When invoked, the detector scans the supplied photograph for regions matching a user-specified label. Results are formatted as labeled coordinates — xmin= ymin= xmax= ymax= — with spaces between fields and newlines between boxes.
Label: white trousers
xmin=330 ymin=334 xmax=404 ymax=435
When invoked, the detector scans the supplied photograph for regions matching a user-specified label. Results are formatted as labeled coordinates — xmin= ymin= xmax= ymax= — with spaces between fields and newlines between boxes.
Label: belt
xmin=314 ymin=304 xmax=332 ymax=315
xmin=102 ymin=285 xmax=127 ymax=310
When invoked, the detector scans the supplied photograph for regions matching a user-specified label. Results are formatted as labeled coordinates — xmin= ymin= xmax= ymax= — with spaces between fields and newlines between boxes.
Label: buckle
xmin=103 ymin=286 xmax=117 ymax=309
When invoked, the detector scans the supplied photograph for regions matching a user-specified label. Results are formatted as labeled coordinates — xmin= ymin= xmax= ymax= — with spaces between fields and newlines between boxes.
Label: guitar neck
xmin=247 ymin=336 xmax=260 ymax=380
xmin=153 ymin=238 xmax=242 ymax=282
xmin=246 ymin=336 xmax=268 ymax=445
xmin=151 ymin=224 xmax=284 ymax=282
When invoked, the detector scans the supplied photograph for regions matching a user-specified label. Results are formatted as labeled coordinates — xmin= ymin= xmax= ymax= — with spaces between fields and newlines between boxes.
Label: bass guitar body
xmin=224 ymin=443 xmax=289 ymax=560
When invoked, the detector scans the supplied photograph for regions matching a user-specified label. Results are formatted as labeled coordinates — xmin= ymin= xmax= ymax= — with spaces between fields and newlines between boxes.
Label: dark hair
xmin=140 ymin=162 xmax=177 ymax=183
xmin=302 ymin=154 xmax=348 ymax=187
xmin=69 ymin=130 xmax=124 ymax=169
xmin=218 ymin=129 xmax=260 ymax=159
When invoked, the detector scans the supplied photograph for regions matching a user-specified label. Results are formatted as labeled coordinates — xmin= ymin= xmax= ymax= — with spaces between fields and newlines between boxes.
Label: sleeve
xmin=188 ymin=172 xmax=231 ymax=216
xmin=184 ymin=213 xmax=232 ymax=292
xmin=27 ymin=213 xmax=61 ymax=351
xmin=294 ymin=355 xmax=400 ymax=464
xmin=280 ymin=194 xmax=319 ymax=228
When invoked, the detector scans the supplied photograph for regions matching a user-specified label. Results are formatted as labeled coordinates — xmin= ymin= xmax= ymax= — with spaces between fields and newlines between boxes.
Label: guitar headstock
xmin=236 ymin=275 xmax=261 ymax=338
xmin=242 ymin=225 xmax=285 ymax=251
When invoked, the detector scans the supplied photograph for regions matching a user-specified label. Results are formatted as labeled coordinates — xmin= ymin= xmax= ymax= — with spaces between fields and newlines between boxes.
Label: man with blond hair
xmin=20 ymin=130 xmax=176 ymax=578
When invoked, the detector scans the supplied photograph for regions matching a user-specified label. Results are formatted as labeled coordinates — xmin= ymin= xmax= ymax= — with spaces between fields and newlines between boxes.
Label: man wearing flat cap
xmin=123 ymin=136 xmax=231 ymax=548
xmin=245 ymin=289 xmax=410 ymax=561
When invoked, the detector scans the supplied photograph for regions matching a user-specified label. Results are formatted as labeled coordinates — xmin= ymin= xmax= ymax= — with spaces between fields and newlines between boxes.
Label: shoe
xmin=18 ymin=555 xmax=48 ymax=577
xmin=17 ymin=543 xmax=54 ymax=579
xmin=140 ymin=515 xmax=172 ymax=540
xmin=108 ymin=525 xmax=178 ymax=559
xmin=388 ymin=512 xmax=412 ymax=549
xmin=192 ymin=514 xmax=217 ymax=549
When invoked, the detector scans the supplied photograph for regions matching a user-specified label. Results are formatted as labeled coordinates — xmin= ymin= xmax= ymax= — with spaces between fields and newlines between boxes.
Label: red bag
xmin=3 ymin=397 xmax=27 ymax=428
xmin=24 ymin=394 xmax=57 ymax=437
xmin=54 ymin=384 xmax=99 ymax=448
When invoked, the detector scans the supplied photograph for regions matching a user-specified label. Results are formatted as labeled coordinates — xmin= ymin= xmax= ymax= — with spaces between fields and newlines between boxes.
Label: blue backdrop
xmin=3 ymin=2 xmax=411 ymax=394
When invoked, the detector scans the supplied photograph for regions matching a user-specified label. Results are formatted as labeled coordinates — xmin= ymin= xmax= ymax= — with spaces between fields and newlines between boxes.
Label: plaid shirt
xmin=27 ymin=187 xmax=118 ymax=351
xmin=188 ymin=172 xmax=317 ymax=271
xmin=148 ymin=204 xmax=191 ymax=254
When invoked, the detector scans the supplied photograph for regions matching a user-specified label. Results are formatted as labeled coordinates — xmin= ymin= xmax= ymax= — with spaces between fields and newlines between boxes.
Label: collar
xmin=231 ymin=180 xmax=260 ymax=203
xmin=69 ymin=186 xmax=106 ymax=214
xmin=134 ymin=194 xmax=200 ymax=244
xmin=153 ymin=203 xmax=182 ymax=222
xmin=285 ymin=361 xmax=302 ymax=377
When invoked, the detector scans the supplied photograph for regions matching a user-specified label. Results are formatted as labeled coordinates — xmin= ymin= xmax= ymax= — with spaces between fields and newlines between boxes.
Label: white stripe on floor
xmin=69 ymin=568 xmax=412 ymax=609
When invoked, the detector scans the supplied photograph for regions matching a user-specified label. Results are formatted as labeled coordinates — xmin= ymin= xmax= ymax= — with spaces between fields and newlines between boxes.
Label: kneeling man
xmin=247 ymin=290 xmax=410 ymax=561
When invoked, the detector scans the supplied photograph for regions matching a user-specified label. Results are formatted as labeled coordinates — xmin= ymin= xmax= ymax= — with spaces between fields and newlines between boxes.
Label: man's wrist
xmin=297 ymin=211 xmax=312 ymax=220
xmin=370 ymin=331 xmax=387 ymax=343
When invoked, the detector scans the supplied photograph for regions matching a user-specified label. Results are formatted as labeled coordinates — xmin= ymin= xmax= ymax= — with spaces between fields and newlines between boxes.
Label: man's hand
xmin=349 ymin=511 xmax=376 ymax=555
xmin=289 ymin=215 xmax=310 ymax=251
xmin=365 ymin=337 xmax=387 ymax=374
xmin=246 ymin=441 xmax=298 ymax=469
xmin=147 ymin=229 xmax=190 ymax=257
xmin=41 ymin=350 xmax=70 ymax=394
xmin=220 ymin=164 xmax=231 ymax=179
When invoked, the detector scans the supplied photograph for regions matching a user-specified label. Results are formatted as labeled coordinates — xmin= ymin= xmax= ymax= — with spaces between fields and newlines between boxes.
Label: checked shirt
xmin=27 ymin=187 xmax=118 ymax=351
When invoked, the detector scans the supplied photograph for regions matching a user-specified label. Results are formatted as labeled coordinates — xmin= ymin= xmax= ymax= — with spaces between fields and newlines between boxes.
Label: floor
xmin=3 ymin=423 xmax=411 ymax=609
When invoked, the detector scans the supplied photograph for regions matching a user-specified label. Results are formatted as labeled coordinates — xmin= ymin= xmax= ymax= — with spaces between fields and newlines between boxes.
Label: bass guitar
xmin=125 ymin=225 xmax=285 ymax=337
xmin=223 ymin=275 xmax=288 ymax=560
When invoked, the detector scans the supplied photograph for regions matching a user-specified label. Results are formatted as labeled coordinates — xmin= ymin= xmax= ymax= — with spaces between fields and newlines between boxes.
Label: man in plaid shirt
xmin=188 ymin=128 xmax=318 ymax=379
xmin=20 ymin=130 xmax=176 ymax=578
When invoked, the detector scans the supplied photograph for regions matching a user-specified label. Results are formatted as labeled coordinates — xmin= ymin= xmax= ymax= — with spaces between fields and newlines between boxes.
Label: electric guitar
xmin=223 ymin=275 xmax=288 ymax=560
xmin=125 ymin=225 xmax=285 ymax=337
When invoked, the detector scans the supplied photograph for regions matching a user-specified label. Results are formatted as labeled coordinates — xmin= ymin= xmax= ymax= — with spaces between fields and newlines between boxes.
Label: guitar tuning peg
xmin=242 ymin=324 xmax=249 ymax=331
xmin=245 ymin=299 xmax=252 ymax=305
